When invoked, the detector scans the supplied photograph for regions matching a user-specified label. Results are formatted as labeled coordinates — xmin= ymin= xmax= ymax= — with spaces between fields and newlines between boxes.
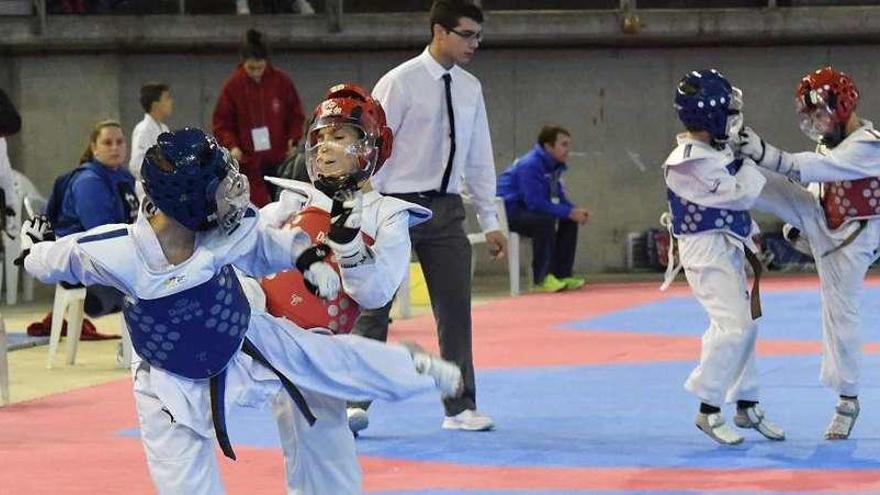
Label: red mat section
xmin=393 ymin=278 xmax=866 ymax=370
xmin=361 ymin=457 xmax=880 ymax=493
xmin=0 ymin=380 xmax=289 ymax=493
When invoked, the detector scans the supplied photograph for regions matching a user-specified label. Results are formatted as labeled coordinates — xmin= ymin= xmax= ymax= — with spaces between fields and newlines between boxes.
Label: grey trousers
xmin=351 ymin=193 xmax=476 ymax=416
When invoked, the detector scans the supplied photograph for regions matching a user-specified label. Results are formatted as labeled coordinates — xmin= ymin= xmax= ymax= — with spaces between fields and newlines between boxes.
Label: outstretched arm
xmin=22 ymin=217 xmax=121 ymax=289
xmin=738 ymin=126 xmax=880 ymax=183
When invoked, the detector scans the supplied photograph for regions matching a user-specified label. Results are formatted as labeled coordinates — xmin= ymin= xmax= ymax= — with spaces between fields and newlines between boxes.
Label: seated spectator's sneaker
xmin=346 ymin=407 xmax=369 ymax=437
xmin=403 ymin=342 xmax=463 ymax=398
xmin=825 ymin=397 xmax=859 ymax=440
xmin=442 ymin=409 xmax=495 ymax=431
xmin=559 ymin=276 xmax=586 ymax=290
xmin=734 ymin=404 xmax=785 ymax=441
xmin=535 ymin=274 xmax=566 ymax=293
xmin=695 ymin=412 xmax=744 ymax=445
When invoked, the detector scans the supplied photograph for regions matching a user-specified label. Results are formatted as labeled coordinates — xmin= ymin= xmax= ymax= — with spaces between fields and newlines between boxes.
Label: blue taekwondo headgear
xmin=674 ymin=69 xmax=741 ymax=145
xmin=141 ymin=127 xmax=250 ymax=234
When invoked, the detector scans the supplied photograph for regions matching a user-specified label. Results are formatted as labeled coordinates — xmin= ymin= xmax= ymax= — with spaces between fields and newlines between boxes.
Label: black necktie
xmin=440 ymin=73 xmax=456 ymax=193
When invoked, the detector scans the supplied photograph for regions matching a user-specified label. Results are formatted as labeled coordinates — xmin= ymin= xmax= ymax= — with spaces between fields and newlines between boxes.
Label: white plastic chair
xmin=465 ymin=196 xmax=521 ymax=296
xmin=118 ymin=318 xmax=133 ymax=369
xmin=22 ymin=195 xmax=46 ymax=222
xmin=22 ymin=195 xmax=47 ymax=302
xmin=47 ymin=285 xmax=133 ymax=369
xmin=0 ymin=315 xmax=9 ymax=406
xmin=0 ymin=221 xmax=20 ymax=306
xmin=0 ymin=171 xmax=33 ymax=306
xmin=46 ymin=283 xmax=87 ymax=369
xmin=397 ymin=196 xmax=520 ymax=319
xmin=11 ymin=171 xmax=46 ymax=304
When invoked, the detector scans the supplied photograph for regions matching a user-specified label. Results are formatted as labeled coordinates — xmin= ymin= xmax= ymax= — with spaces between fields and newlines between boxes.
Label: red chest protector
xmin=821 ymin=177 xmax=880 ymax=230
xmin=260 ymin=206 xmax=372 ymax=334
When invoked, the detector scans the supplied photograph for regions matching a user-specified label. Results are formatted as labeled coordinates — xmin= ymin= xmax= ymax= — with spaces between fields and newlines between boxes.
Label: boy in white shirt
xmin=130 ymin=82 xmax=172 ymax=199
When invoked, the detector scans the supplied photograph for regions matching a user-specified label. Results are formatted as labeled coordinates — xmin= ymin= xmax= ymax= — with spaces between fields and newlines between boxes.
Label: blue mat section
xmin=5 ymin=331 xmax=47 ymax=351
xmin=351 ymin=355 xmax=880 ymax=470
xmin=119 ymin=354 xmax=880 ymax=470
xmin=561 ymin=287 xmax=880 ymax=340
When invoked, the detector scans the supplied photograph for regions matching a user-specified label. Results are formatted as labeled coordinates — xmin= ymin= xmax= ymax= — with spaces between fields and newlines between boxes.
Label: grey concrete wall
xmin=5 ymin=43 xmax=880 ymax=273
xmin=16 ymin=54 xmax=122 ymax=188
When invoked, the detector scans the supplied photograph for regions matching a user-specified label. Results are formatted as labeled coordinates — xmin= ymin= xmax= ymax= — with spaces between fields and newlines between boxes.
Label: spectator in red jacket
xmin=212 ymin=28 xmax=305 ymax=206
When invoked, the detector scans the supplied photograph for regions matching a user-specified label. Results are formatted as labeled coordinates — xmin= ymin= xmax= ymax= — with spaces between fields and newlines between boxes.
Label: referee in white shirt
xmin=129 ymin=82 xmax=172 ymax=198
xmin=348 ymin=0 xmax=506 ymax=433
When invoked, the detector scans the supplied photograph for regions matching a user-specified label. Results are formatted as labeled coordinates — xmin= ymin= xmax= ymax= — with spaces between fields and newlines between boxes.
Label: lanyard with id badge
xmin=251 ymin=126 xmax=271 ymax=152
xmin=247 ymin=83 xmax=272 ymax=152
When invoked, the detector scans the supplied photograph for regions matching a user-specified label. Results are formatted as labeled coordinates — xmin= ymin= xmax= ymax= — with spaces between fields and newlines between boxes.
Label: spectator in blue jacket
xmin=55 ymin=119 xmax=137 ymax=316
xmin=55 ymin=119 xmax=138 ymax=237
xmin=497 ymin=125 xmax=588 ymax=292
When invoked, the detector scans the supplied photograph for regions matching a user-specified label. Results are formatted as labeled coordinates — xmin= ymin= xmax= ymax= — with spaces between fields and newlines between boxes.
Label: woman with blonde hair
xmin=54 ymin=119 xmax=137 ymax=237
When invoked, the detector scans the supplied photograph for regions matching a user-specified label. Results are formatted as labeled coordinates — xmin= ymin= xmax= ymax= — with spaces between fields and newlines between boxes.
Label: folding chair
xmin=398 ymin=196 xmax=521 ymax=319
xmin=465 ymin=196 xmax=521 ymax=296
xmin=21 ymin=195 xmax=47 ymax=302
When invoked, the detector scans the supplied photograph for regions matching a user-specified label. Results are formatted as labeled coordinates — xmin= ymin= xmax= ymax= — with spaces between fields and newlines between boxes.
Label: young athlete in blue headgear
xmin=662 ymin=69 xmax=784 ymax=445
xmin=20 ymin=126 xmax=461 ymax=493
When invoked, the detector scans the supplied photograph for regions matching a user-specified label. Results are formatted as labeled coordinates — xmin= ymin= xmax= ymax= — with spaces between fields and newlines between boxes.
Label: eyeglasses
xmin=447 ymin=27 xmax=483 ymax=43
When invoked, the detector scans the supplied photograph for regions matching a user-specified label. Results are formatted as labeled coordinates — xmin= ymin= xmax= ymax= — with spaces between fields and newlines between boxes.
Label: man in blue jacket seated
xmin=497 ymin=125 xmax=588 ymax=292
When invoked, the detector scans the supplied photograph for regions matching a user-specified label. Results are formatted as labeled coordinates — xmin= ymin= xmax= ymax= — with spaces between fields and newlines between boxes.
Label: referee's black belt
xmin=387 ymin=191 xmax=458 ymax=201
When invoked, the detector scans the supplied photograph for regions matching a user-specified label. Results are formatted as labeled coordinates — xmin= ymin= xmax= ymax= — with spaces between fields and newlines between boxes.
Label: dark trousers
xmin=59 ymin=281 xmax=124 ymax=317
xmin=507 ymin=211 xmax=578 ymax=284
xmin=351 ymin=193 xmax=476 ymax=416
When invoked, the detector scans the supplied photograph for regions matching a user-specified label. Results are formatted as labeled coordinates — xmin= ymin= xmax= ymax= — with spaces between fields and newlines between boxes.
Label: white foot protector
xmin=412 ymin=352 xmax=463 ymax=398
xmin=734 ymin=405 xmax=785 ymax=441
xmin=696 ymin=412 xmax=744 ymax=445
xmin=402 ymin=342 xmax=463 ymax=398
xmin=825 ymin=398 xmax=859 ymax=440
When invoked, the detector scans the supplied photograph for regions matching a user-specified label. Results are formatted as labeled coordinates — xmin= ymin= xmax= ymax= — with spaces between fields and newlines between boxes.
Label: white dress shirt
xmin=129 ymin=113 xmax=170 ymax=180
xmin=371 ymin=46 xmax=499 ymax=232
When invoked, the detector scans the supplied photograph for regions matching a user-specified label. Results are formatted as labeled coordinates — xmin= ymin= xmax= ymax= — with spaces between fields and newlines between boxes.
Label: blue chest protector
xmin=666 ymin=159 xmax=752 ymax=239
xmin=123 ymin=265 xmax=251 ymax=380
